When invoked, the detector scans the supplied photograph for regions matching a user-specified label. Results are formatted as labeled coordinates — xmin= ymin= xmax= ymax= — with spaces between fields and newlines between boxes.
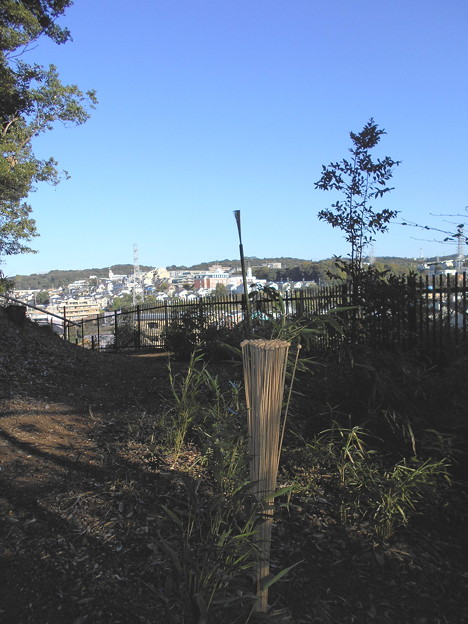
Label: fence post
xmin=136 ymin=305 xmax=141 ymax=350
xmin=299 ymin=288 xmax=305 ymax=317
xmin=164 ymin=300 xmax=169 ymax=348
xmin=97 ymin=314 xmax=100 ymax=350
xmin=463 ymin=273 xmax=467 ymax=344
xmin=114 ymin=310 xmax=118 ymax=350
xmin=81 ymin=319 xmax=84 ymax=347
xmin=241 ymin=293 xmax=247 ymax=323
xmin=199 ymin=299 xmax=204 ymax=330
xmin=418 ymin=275 xmax=424 ymax=345
xmin=454 ymin=273 xmax=460 ymax=340
xmin=407 ymin=274 xmax=417 ymax=347
xmin=426 ymin=275 xmax=431 ymax=345
xmin=438 ymin=274 xmax=443 ymax=347
xmin=63 ymin=307 xmax=67 ymax=341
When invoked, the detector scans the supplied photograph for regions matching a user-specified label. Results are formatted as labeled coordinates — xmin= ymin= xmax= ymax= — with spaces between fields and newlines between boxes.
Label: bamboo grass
xmin=241 ymin=339 xmax=290 ymax=613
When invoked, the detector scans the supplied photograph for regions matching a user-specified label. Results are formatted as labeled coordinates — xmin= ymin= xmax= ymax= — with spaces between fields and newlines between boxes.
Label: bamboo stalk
xmin=241 ymin=339 xmax=290 ymax=613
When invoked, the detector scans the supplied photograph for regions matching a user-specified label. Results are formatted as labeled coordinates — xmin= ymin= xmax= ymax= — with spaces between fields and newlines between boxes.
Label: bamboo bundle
xmin=241 ymin=338 xmax=290 ymax=613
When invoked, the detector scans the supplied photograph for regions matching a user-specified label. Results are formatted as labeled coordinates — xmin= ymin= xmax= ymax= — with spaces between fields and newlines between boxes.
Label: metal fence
xmin=70 ymin=289 xmax=349 ymax=352
xmin=415 ymin=272 xmax=468 ymax=347
xmin=73 ymin=273 xmax=468 ymax=352
xmin=4 ymin=273 xmax=468 ymax=353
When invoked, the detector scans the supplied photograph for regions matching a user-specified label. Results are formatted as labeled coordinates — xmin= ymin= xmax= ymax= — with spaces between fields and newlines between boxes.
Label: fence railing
xmin=68 ymin=274 xmax=468 ymax=352
xmin=5 ymin=273 xmax=468 ymax=353
xmin=62 ymin=290 xmax=345 ymax=352
xmin=0 ymin=293 xmax=83 ymax=339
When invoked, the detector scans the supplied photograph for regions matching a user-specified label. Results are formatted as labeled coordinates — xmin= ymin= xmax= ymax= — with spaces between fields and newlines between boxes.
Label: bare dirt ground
xmin=1 ymin=308 xmax=467 ymax=624
xmin=0 ymin=310 xmax=179 ymax=623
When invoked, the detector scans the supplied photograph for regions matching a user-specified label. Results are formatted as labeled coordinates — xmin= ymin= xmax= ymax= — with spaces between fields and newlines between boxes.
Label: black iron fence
xmin=4 ymin=273 xmax=468 ymax=352
xmin=68 ymin=289 xmax=348 ymax=352
xmin=72 ymin=273 xmax=468 ymax=352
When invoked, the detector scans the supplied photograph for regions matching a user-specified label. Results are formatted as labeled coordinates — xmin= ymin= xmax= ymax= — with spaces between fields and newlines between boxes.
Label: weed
xmin=297 ymin=419 xmax=451 ymax=539
xmin=160 ymin=474 xmax=259 ymax=623
xmin=374 ymin=457 xmax=450 ymax=538
xmin=165 ymin=351 xmax=207 ymax=463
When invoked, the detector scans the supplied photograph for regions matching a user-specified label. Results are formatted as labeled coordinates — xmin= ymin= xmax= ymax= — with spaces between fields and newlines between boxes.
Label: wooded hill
xmin=11 ymin=265 xmax=154 ymax=291
xmin=10 ymin=255 xmax=449 ymax=291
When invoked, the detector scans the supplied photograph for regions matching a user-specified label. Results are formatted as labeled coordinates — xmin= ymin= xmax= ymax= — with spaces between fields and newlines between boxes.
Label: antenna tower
xmin=133 ymin=243 xmax=141 ymax=305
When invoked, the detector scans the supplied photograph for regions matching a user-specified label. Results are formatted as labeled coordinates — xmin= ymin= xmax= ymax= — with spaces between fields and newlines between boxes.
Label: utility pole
xmin=233 ymin=211 xmax=251 ymax=329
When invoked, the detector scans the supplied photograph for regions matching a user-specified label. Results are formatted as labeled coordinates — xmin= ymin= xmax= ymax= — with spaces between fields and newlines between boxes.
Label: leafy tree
xmin=36 ymin=289 xmax=49 ymax=305
xmin=156 ymin=280 xmax=169 ymax=292
xmin=113 ymin=293 xmax=138 ymax=311
xmin=214 ymin=282 xmax=229 ymax=297
xmin=142 ymin=293 xmax=160 ymax=307
xmin=315 ymin=118 xmax=400 ymax=281
xmin=167 ymin=264 xmax=188 ymax=271
xmin=253 ymin=266 xmax=276 ymax=281
xmin=0 ymin=1 xmax=97 ymax=263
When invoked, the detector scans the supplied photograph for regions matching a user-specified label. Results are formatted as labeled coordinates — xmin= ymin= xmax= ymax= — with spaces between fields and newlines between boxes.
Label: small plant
xmin=165 ymin=350 xmax=208 ymax=463
xmin=374 ymin=457 xmax=450 ymax=539
xmin=201 ymin=411 xmax=249 ymax=498
xmin=163 ymin=305 xmax=209 ymax=359
xmin=160 ymin=465 xmax=259 ymax=622
xmin=337 ymin=426 xmax=371 ymax=487
xmin=303 ymin=419 xmax=451 ymax=539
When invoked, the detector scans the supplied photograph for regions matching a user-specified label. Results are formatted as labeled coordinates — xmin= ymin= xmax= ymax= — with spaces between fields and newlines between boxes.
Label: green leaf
xmin=162 ymin=504 xmax=183 ymax=528
xmin=264 ymin=485 xmax=295 ymax=501
xmin=260 ymin=560 xmax=303 ymax=592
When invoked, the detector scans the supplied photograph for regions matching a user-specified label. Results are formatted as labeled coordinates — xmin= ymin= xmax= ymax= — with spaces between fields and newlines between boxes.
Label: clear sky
xmin=3 ymin=0 xmax=468 ymax=276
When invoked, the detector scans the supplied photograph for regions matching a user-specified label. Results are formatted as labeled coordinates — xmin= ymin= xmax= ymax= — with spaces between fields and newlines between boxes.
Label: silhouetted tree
xmin=315 ymin=118 xmax=400 ymax=287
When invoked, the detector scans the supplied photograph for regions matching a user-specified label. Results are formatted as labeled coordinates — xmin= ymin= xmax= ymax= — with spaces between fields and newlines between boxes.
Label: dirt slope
xmin=0 ymin=308 xmax=175 ymax=623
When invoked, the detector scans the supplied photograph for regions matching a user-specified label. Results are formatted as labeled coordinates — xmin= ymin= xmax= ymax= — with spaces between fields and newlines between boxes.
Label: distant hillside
xmin=11 ymin=254 xmax=457 ymax=290
xmin=12 ymin=258 xmax=313 ymax=289
xmin=12 ymin=265 xmax=153 ymax=290
xmin=167 ymin=257 xmax=313 ymax=271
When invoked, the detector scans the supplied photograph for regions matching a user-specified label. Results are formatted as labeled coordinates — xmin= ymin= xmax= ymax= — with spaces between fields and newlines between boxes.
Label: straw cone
xmin=241 ymin=339 xmax=290 ymax=612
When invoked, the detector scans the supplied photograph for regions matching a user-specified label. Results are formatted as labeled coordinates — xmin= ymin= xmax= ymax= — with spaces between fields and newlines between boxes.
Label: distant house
xmin=174 ymin=289 xmax=189 ymax=299
xmin=49 ymin=297 xmax=101 ymax=322
xmin=12 ymin=289 xmax=40 ymax=304
xmin=193 ymin=272 xmax=231 ymax=290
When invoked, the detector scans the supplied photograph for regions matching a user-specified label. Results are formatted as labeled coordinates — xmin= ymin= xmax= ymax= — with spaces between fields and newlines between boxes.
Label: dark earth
xmin=0 ymin=307 xmax=467 ymax=623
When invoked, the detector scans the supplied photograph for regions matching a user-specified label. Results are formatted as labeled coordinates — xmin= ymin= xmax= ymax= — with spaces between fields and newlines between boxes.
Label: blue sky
xmin=4 ymin=0 xmax=468 ymax=276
